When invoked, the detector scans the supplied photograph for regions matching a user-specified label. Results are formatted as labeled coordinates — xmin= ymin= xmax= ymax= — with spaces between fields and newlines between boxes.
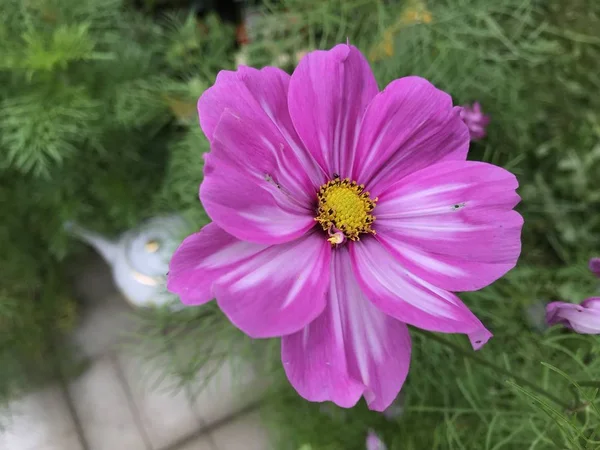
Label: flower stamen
xmin=316 ymin=176 xmax=377 ymax=244
xmin=327 ymin=227 xmax=346 ymax=245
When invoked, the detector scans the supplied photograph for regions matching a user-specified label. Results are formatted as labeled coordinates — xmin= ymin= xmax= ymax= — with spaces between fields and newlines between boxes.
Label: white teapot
xmin=66 ymin=215 xmax=188 ymax=309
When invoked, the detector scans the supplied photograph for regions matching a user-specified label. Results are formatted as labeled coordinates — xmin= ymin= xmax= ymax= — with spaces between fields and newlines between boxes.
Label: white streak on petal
xmin=392 ymin=243 xmax=465 ymax=277
xmin=357 ymin=248 xmax=457 ymax=319
xmin=200 ymin=241 xmax=262 ymax=269
xmin=405 ymin=271 xmax=460 ymax=306
xmin=363 ymin=120 xmax=391 ymax=169
xmin=382 ymin=184 xmax=468 ymax=208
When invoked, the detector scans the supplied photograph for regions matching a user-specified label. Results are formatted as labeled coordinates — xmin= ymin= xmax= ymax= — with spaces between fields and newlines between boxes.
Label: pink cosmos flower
xmin=460 ymin=102 xmax=490 ymax=141
xmin=167 ymin=44 xmax=523 ymax=411
xmin=366 ymin=431 xmax=387 ymax=450
xmin=546 ymin=298 xmax=600 ymax=334
xmin=545 ymin=258 xmax=600 ymax=334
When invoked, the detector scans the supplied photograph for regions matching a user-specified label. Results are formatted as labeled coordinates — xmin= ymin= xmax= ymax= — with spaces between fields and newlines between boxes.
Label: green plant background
xmin=1 ymin=0 xmax=599 ymax=448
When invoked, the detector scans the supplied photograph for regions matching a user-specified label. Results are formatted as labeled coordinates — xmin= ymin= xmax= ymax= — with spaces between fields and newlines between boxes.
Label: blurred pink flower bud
xmin=460 ymin=102 xmax=490 ymax=141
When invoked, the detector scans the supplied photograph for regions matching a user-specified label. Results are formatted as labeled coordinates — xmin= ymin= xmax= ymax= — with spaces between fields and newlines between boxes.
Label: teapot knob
xmin=145 ymin=239 xmax=160 ymax=253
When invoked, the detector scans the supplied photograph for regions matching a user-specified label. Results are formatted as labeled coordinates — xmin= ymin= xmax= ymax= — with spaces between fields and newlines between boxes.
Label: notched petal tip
xmin=468 ymin=327 xmax=493 ymax=350
xmin=330 ymin=43 xmax=352 ymax=62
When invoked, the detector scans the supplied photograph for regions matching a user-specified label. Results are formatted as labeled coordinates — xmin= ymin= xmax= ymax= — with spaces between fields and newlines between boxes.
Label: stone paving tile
xmin=71 ymin=254 xmax=138 ymax=359
xmin=71 ymin=255 xmax=118 ymax=306
xmin=0 ymin=385 xmax=83 ymax=450
xmin=210 ymin=411 xmax=272 ymax=450
xmin=2 ymin=253 xmax=273 ymax=450
xmin=171 ymin=434 xmax=217 ymax=450
xmin=69 ymin=356 xmax=150 ymax=450
xmin=72 ymin=293 xmax=137 ymax=358
xmin=117 ymin=352 xmax=203 ymax=450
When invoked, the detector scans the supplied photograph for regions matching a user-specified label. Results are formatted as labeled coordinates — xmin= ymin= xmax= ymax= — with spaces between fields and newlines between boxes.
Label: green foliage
xmin=154 ymin=125 xmax=212 ymax=227
xmin=0 ymin=0 xmax=233 ymax=413
xmin=162 ymin=12 xmax=237 ymax=76
xmin=0 ymin=87 xmax=101 ymax=175
xmin=124 ymin=302 xmax=267 ymax=398
xmin=0 ymin=217 xmax=82 ymax=419
xmin=0 ymin=0 xmax=166 ymax=176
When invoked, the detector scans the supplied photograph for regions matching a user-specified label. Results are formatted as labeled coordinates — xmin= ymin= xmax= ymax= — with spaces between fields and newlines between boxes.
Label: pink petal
xmin=582 ymin=298 xmax=600 ymax=310
xmin=199 ymin=66 xmax=323 ymax=195
xmin=282 ymin=247 xmax=412 ymax=411
xmin=198 ymin=66 xmax=327 ymax=244
xmin=546 ymin=299 xmax=600 ymax=334
xmin=200 ymin=117 xmax=316 ymax=244
xmin=214 ymin=232 xmax=331 ymax=338
xmin=374 ymin=161 xmax=523 ymax=292
xmin=167 ymin=223 xmax=268 ymax=305
xmin=351 ymin=238 xmax=492 ymax=350
xmin=353 ymin=76 xmax=469 ymax=197
xmin=288 ymin=44 xmax=379 ymax=179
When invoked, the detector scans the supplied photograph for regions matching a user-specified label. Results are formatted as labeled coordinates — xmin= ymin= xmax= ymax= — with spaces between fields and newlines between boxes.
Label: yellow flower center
xmin=315 ymin=176 xmax=377 ymax=244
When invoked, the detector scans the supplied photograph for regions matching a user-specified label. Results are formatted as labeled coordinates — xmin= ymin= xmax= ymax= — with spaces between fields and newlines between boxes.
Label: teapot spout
xmin=64 ymin=221 xmax=118 ymax=265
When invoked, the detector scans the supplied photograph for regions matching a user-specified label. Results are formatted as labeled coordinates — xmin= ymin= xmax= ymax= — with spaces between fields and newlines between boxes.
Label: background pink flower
xmin=168 ymin=44 xmax=523 ymax=411
xmin=366 ymin=431 xmax=387 ymax=450
xmin=589 ymin=257 xmax=600 ymax=278
xmin=545 ymin=257 xmax=600 ymax=334
xmin=546 ymin=298 xmax=600 ymax=334
xmin=460 ymin=102 xmax=490 ymax=141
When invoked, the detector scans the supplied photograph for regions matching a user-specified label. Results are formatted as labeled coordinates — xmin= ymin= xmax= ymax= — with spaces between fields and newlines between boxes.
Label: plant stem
xmin=577 ymin=381 xmax=600 ymax=389
xmin=412 ymin=328 xmax=573 ymax=410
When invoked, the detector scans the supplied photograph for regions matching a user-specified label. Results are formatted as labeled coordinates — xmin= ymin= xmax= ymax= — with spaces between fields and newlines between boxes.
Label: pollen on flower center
xmin=315 ymin=176 xmax=377 ymax=244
